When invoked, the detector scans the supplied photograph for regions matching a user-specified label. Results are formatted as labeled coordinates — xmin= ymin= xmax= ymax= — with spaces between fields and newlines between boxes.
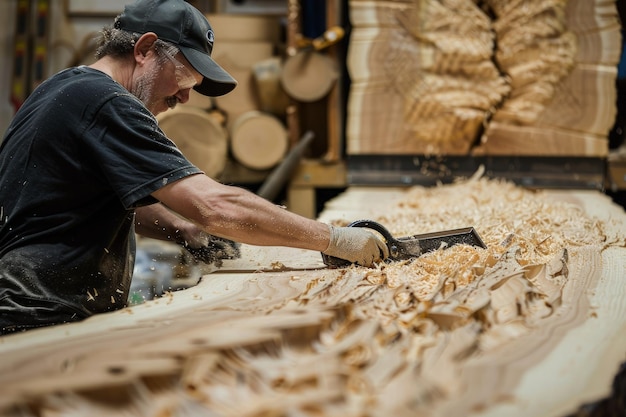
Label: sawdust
xmin=2 ymin=177 xmax=624 ymax=417
xmin=284 ymin=177 xmax=615 ymax=414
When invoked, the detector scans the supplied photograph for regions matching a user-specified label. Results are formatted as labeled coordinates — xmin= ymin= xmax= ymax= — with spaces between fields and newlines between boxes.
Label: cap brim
xmin=180 ymin=46 xmax=237 ymax=97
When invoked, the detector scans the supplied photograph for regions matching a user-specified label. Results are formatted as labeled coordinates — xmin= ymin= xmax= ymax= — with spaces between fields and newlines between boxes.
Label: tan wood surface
xmin=473 ymin=122 xmax=609 ymax=157
xmin=1 ymin=178 xmax=625 ymax=416
xmin=322 ymin=0 xmax=343 ymax=163
xmin=346 ymin=0 xmax=620 ymax=157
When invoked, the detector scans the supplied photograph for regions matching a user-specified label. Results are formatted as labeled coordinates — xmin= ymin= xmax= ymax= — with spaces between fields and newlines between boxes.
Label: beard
xmin=131 ymin=64 xmax=178 ymax=114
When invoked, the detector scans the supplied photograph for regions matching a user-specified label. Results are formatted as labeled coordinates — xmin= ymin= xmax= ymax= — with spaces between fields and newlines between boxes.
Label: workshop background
xmin=2 ymin=2 xmax=626 ymax=416
xmin=1 ymin=0 xmax=625 ymax=214
xmin=0 ymin=0 xmax=351 ymax=218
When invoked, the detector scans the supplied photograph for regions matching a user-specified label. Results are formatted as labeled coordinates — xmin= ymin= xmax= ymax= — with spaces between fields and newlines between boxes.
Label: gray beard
xmin=131 ymin=64 xmax=177 ymax=112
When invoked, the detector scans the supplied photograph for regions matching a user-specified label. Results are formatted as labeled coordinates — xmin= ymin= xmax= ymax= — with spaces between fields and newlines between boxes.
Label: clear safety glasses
xmin=161 ymin=48 xmax=198 ymax=91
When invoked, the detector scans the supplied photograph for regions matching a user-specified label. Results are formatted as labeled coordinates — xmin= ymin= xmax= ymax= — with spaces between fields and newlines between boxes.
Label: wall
xmin=0 ymin=1 xmax=16 ymax=137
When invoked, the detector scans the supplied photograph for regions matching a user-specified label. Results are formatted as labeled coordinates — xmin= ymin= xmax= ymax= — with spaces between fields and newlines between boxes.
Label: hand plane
xmin=322 ymin=220 xmax=487 ymax=268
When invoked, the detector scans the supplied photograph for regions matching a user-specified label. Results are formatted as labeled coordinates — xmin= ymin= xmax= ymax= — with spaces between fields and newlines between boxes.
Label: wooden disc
xmin=230 ymin=111 xmax=289 ymax=170
xmin=156 ymin=106 xmax=228 ymax=178
xmin=280 ymin=51 xmax=338 ymax=102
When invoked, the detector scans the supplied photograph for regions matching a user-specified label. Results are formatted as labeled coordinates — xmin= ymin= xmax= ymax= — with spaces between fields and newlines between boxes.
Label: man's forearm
xmin=134 ymin=204 xmax=188 ymax=243
xmin=152 ymin=175 xmax=331 ymax=252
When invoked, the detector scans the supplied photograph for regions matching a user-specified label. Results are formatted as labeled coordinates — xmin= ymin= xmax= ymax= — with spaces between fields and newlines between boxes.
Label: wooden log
xmin=229 ymin=111 xmax=289 ymax=170
xmin=156 ymin=106 xmax=229 ymax=177
xmin=0 ymin=178 xmax=625 ymax=416
xmin=280 ymin=51 xmax=339 ymax=102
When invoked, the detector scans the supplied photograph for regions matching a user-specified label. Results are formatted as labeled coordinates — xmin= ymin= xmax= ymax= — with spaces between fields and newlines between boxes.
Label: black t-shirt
xmin=0 ymin=66 xmax=201 ymax=330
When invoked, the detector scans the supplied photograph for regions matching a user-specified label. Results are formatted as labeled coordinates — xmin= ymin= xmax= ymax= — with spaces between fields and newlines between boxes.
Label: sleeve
xmin=82 ymin=93 xmax=202 ymax=209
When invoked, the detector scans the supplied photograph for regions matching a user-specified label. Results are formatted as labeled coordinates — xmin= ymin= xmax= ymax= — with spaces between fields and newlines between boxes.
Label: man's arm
xmin=135 ymin=202 xmax=241 ymax=265
xmin=151 ymin=174 xmax=330 ymax=251
xmin=151 ymin=174 xmax=388 ymax=266
xmin=135 ymin=203 xmax=204 ymax=246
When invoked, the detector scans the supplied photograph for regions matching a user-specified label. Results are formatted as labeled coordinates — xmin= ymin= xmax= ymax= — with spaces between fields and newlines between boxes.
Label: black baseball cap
xmin=115 ymin=0 xmax=237 ymax=97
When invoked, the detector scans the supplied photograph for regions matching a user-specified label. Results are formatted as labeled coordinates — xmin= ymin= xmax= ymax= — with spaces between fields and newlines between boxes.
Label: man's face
xmin=131 ymin=47 xmax=203 ymax=115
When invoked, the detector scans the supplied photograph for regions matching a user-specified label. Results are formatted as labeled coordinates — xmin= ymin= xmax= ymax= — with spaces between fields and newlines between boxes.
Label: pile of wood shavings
xmin=302 ymin=177 xmax=615 ymax=410
xmin=329 ymin=176 xmax=607 ymax=331
xmin=4 ymin=178 xmax=622 ymax=417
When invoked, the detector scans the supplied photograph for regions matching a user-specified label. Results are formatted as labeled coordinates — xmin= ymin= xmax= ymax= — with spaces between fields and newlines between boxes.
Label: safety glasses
xmin=162 ymin=50 xmax=198 ymax=91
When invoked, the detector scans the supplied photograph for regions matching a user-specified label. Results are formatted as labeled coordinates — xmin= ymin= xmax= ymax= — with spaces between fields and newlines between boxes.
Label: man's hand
xmin=179 ymin=232 xmax=241 ymax=267
xmin=322 ymin=225 xmax=389 ymax=267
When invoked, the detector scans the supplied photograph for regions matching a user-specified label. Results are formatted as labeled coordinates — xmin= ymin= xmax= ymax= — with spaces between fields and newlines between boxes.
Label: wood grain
xmin=1 ymin=178 xmax=625 ymax=416
xmin=346 ymin=0 xmax=620 ymax=157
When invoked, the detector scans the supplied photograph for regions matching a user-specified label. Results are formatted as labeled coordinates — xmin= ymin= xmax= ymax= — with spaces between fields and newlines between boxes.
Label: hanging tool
xmin=322 ymin=220 xmax=487 ymax=268
xmin=293 ymin=26 xmax=345 ymax=53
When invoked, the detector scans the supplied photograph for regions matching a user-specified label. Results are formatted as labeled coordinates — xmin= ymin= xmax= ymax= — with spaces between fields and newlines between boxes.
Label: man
xmin=0 ymin=0 xmax=388 ymax=334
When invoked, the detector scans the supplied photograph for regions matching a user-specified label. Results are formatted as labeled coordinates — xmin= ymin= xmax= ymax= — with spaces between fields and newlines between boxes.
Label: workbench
xmin=0 ymin=181 xmax=625 ymax=417
xmin=286 ymin=155 xmax=626 ymax=219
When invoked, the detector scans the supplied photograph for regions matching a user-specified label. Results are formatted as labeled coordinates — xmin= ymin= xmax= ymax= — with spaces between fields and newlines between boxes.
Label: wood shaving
xmin=1 ymin=178 xmax=624 ymax=417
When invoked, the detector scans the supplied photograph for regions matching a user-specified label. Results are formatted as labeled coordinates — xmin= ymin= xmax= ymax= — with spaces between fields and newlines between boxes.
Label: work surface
xmin=1 ymin=177 xmax=626 ymax=417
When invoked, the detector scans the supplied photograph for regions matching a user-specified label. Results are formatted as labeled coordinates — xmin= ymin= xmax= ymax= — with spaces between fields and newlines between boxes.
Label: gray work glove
xmin=322 ymin=225 xmax=389 ymax=267
xmin=180 ymin=235 xmax=241 ymax=267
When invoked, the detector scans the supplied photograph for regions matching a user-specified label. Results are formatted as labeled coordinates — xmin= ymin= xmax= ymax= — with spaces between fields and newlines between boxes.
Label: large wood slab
xmin=0 ymin=178 xmax=625 ymax=416
xmin=346 ymin=0 xmax=620 ymax=157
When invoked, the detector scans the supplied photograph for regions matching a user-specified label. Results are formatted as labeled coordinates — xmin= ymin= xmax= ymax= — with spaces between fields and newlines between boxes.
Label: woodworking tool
xmin=293 ymin=26 xmax=345 ymax=53
xmin=322 ymin=220 xmax=486 ymax=268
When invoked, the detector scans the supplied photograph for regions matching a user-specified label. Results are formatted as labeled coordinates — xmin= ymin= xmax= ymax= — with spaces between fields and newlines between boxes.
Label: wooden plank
xmin=573 ymin=24 xmax=622 ymax=64
xmin=564 ymin=0 xmax=621 ymax=34
xmin=534 ymin=65 xmax=617 ymax=138
xmin=289 ymin=160 xmax=347 ymax=187
xmin=348 ymin=82 xmax=486 ymax=154
xmin=480 ymin=0 xmax=620 ymax=150
xmin=1 ymin=179 xmax=625 ymax=416
xmin=319 ymin=183 xmax=626 ymax=416
xmin=346 ymin=0 xmax=620 ymax=157
xmin=475 ymin=121 xmax=608 ymax=157
xmin=287 ymin=160 xmax=347 ymax=218
xmin=323 ymin=0 xmax=344 ymax=163
xmin=347 ymin=0 xmax=505 ymax=155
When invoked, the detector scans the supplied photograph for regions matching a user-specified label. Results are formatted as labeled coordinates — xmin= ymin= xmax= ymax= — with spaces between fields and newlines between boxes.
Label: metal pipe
xmin=257 ymin=130 xmax=315 ymax=201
